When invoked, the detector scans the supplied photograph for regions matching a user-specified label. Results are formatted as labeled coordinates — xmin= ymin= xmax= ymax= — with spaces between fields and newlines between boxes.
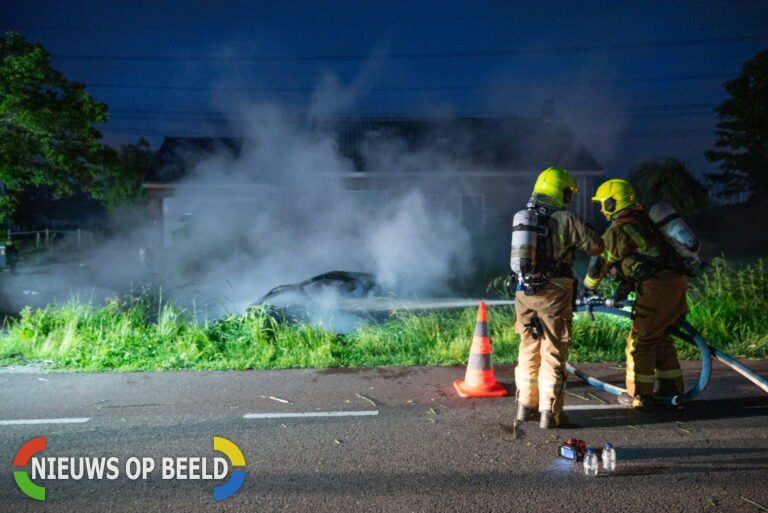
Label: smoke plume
xmin=161 ymin=92 xmax=475 ymax=315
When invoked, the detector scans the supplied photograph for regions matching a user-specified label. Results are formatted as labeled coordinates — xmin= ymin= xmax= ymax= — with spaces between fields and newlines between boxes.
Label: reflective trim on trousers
xmin=656 ymin=368 xmax=683 ymax=379
xmin=627 ymin=334 xmax=638 ymax=377
xmin=515 ymin=375 xmax=539 ymax=385
xmin=626 ymin=371 xmax=656 ymax=383
xmin=539 ymin=380 xmax=564 ymax=392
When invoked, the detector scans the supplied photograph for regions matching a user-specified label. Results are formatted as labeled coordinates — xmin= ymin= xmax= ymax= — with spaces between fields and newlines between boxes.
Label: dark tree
xmin=0 ymin=31 xmax=109 ymax=223
xmin=102 ymin=138 xmax=153 ymax=214
xmin=705 ymin=50 xmax=768 ymax=199
xmin=627 ymin=158 xmax=711 ymax=214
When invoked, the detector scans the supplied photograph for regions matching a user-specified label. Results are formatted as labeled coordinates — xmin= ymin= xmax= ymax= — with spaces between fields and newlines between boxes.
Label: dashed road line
xmin=244 ymin=410 xmax=379 ymax=419
xmin=0 ymin=418 xmax=90 ymax=425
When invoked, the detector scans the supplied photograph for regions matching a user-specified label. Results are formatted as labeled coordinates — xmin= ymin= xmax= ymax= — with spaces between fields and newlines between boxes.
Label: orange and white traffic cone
xmin=453 ymin=302 xmax=508 ymax=398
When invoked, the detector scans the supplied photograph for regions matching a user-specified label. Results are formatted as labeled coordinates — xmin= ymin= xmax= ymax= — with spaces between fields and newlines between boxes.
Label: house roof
xmin=146 ymin=137 xmax=243 ymax=184
xmin=145 ymin=116 xmax=601 ymax=184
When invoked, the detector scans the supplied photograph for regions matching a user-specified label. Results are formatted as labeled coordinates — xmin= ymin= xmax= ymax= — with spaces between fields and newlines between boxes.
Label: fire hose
xmin=358 ymin=295 xmax=768 ymax=401
xmin=567 ymin=298 xmax=768 ymax=405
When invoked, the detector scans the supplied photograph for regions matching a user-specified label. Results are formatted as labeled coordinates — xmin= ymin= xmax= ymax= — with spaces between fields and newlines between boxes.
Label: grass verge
xmin=1 ymin=258 xmax=766 ymax=372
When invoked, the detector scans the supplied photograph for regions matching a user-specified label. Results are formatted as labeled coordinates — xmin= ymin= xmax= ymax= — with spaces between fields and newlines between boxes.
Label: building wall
xmin=145 ymin=170 xmax=599 ymax=271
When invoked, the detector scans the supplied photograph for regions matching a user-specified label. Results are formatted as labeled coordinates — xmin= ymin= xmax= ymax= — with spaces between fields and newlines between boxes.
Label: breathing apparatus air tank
xmin=510 ymin=209 xmax=538 ymax=283
xmin=648 ymin=202 xmax=700 ymax=259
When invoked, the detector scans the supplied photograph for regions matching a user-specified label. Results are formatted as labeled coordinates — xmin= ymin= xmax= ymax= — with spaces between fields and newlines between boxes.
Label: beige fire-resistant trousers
xmin=514 ymin=282 xmax=573 ymax=414
xmin=626 ymin=270 xmax=687 ymax=396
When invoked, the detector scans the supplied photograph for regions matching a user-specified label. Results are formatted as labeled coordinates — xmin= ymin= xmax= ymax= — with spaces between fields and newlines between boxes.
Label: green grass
xmin=682 ymin=257 xmax=768 ymax=359
xmin=1 ymin=257 xmax=766 ymax=372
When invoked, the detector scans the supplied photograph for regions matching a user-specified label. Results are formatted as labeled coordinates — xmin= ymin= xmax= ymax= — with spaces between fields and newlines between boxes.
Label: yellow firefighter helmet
xmin=532 ymin=167 xmax=578 ymax=207
xmin=592 ymin=179 xmax=636 ymax=220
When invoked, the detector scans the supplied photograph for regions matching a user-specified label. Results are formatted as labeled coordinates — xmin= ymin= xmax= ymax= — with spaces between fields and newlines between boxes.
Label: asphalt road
xmin=1 ymin=360 xmax=767 ymax=512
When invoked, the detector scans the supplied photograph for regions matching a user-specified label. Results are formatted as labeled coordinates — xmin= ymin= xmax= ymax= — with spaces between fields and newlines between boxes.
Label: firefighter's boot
xmin=618 ymin=393 xmax=655 ymax=412
xmin=516 ymin=403 xmax=537 ymax=422
xmin=655 ymin=380 xmax=682 ymax=397
xmin=539 ymin=410 xmax=568 ymax=429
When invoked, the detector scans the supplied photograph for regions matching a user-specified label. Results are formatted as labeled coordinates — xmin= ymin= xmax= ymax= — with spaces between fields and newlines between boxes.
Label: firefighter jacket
xmin=535 ymin=207 xmax=605 ymax=290
xmin=583 ymin=205 xmax=676 ymax=289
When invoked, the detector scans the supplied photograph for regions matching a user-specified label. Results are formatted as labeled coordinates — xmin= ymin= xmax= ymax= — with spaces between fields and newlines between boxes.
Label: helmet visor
xmin=562 ymin=188 xmax=573 ymax=205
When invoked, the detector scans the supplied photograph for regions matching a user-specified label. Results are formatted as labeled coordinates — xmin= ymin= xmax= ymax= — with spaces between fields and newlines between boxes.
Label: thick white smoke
xmin=161 ymin=94 xmax=476 ymax=315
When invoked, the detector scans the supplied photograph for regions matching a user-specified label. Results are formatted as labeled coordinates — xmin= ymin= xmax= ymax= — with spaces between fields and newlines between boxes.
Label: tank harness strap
xmin=655 ymin=211 xmax=681 ymax=229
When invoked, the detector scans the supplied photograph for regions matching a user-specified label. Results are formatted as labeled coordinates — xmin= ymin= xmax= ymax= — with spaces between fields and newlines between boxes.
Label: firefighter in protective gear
xmin=513 ymin=167 xmax=604 ymax=428
xmin=585 ymin=179 xmax=687 ymax=411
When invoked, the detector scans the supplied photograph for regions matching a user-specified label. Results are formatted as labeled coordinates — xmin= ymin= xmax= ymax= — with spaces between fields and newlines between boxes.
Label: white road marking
xmin=244 ymin=410 xmax=379 ymax=419
xmin=564 ymin=405 xmax=625 ymax=410
xmin=0 ymin=418 xmax=90 ymax=425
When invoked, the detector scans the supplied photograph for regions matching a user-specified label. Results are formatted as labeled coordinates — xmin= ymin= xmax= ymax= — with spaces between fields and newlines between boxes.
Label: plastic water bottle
xmin=584 ymin=449 xmax=598 ymax=477
xmin=602 ymin=443 xmax=616 ymax=472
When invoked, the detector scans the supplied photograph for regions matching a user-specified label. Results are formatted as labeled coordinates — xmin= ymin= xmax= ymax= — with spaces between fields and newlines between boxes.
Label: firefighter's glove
xmin=612 ymin=279 xmax=633 ymax=302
